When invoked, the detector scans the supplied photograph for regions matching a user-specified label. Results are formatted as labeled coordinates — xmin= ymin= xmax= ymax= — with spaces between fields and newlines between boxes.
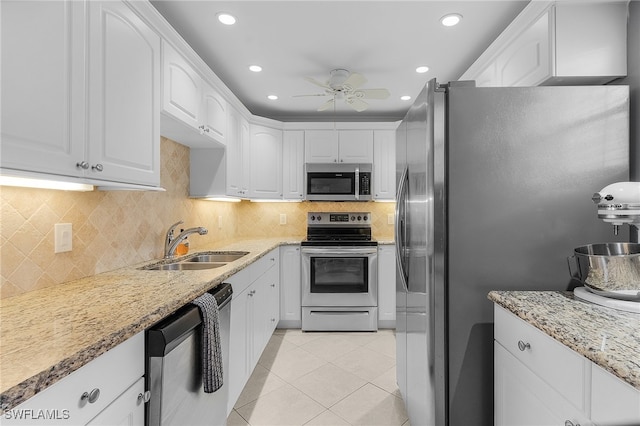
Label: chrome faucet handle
xmin=165 ymin=220 xmax=184 ymax=249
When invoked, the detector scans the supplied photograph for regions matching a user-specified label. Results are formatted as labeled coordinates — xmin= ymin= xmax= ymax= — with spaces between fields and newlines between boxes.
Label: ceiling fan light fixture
xmin=249 ymin=65 xmax=262 ymax=72
xmin=217 ymin=12 xmax=237 ymax=25
xmin=416 ymin=66 xmax=430 ymax=74
xmin=441 ymin=13 xmax=462 ymax=27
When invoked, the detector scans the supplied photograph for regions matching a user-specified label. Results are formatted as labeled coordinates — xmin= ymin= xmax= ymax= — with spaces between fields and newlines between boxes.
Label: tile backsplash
xmin=0 ymin=138 xmax=394 ymax=299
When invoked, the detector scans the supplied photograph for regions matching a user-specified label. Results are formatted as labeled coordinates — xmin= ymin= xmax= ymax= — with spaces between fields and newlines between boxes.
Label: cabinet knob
xmin=137 ymin=390 xmax=151 ymax=405
xmin=81 ymin=388 xmax=100 ymax=404
xmin=92 ymin=164 xmax=103 ymax=172
xmin=517 ymin=340 xmax=531 ymax=351
xmin=76 ymin=161 xmax=90 ymax=170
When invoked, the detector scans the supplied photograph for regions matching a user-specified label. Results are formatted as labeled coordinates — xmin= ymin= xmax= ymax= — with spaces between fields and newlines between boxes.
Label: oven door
xmin=301 ymin=246 xmax=378 ymax=306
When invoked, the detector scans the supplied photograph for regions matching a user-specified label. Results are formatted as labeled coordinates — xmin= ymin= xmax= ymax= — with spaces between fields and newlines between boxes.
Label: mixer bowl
xmin=568 ymin=243 xmax=640 ymax=301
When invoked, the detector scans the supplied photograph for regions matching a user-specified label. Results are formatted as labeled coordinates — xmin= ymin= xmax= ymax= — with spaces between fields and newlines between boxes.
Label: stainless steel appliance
xmin=146 ymin=283 xmax=232 ymax=426
xmin=305 ymin=163 xmax=372 ymax=201
xmin=395 ymin=79 xmax=629 ymax=426
xmin=301 ymin=212 xmax=378 ymax=331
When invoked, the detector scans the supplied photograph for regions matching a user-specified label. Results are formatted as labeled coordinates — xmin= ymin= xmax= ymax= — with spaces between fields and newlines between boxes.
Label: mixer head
xmin=592 ymin=182 xmax=640 ymax=235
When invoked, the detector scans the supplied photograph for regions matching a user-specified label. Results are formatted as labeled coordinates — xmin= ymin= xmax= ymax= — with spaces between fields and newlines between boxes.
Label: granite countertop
xmin=489 ymin=290 xmax=640 ymax=391
xmin=0 ymin=237 xmax=302 ymax=413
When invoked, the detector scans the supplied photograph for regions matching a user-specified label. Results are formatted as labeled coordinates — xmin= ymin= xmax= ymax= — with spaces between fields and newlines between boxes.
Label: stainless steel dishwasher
xmin=146 ymin=283 xmax=232 ymax=426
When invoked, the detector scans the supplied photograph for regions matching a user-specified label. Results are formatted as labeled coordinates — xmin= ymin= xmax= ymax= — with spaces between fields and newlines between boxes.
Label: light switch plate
xmin=54 ymin=223 xmax=72 ymax=253
xmin=388 ymin=214 xmax=394 ymax=225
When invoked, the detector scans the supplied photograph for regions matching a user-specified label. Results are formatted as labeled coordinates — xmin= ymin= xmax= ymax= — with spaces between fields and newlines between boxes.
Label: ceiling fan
xmin=294 ymin=69 xmax=390 ymax=112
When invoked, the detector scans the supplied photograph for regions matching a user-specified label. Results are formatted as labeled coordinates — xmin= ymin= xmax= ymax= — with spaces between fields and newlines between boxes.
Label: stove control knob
xmin=317 ymin=216 xmax=322 ymax=221
xmin=351 ymin=216 xmax=355 ymax=221
xmin=357 ymin=216 xmax=362 ymax=221
xmin=310 ymin=215 xmax=315 ymax=221
xmin=363 ymin=215 xmax=368 ymax=221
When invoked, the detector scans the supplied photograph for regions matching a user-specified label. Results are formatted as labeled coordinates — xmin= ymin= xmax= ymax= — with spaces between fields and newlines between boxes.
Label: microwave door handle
xmin=355 ymin=167 xmax=359 ymax=200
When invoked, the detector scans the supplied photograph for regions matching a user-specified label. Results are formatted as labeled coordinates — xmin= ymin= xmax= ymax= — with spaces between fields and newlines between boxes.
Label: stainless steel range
xmin=301 ymin=212 xmax=378 ymax=331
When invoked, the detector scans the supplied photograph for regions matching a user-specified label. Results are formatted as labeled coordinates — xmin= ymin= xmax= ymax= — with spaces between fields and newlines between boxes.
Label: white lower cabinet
xmin=494 ymin=305 xmax=640 ymax=426
xmin=377 ymin=244 xmax=396 ymax=328
xmin=227 ymin=249 xmax=280 ymax=414
xmin=279 ymin=245 xmax=301 ymax=328
xmin=2 ymin=332 xmax=144 ymax=426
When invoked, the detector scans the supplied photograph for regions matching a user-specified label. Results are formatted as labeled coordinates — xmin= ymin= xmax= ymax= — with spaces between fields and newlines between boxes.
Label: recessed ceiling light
xmin=267 ymin=95 xmax=278 ymax=100
xmin=441 ymin=13 xmax=462 ymax=27
xmin=217 ymin=13 xmax=237 ymax=25
xmin=401 ymin=95 xmax=412 ymax=101
xmin=416 ymin=66 xmax=430 ymax=74
xmin=249 ymin=65 xmax=262 ymax=72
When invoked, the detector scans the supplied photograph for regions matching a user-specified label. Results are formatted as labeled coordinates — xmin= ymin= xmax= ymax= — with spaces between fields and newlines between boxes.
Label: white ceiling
xmin=150 ymin=1 xmax=529 ymax=122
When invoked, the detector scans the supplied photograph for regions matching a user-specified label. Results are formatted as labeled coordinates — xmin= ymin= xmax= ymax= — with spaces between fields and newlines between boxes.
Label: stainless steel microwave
xmin=305 ymin=163 xmax=372 ymax=201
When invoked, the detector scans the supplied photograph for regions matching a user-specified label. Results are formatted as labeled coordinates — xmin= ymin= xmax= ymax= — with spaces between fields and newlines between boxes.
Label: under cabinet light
xmin=0 ymin=175 xmax=94 ymax=191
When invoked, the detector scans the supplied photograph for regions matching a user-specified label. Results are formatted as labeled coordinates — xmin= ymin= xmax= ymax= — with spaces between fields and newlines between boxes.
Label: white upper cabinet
xmin=225 ymin=106 xmax=250 ymax=197
xmin=249 ymin=124 xmax=283 ymax=199
xmin=282 ymin=131 xmax=305 ymax=200
xmin=87 ymin=1 xmax=161 ymax=186
xmin=304 ymin=130 xmax=373 ymax=163
xmin=160 ymin=41 xmax=227 ymax=147
xmin=373 ymin=130 xmax=396 ymax=200
xmin=461 ymin=2 xmax=627 ymax=87
xmin=1 ymin=0 xmax=161 ymax=188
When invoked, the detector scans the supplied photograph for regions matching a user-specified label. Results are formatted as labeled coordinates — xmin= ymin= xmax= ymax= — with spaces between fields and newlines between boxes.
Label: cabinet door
xmin=226 ymin=107 xmax=244 ymax=196
xmin=282 ymin=131 xmax=305 ymax=200
xmin=86 ymin=377 xmax=145 ymax=426
xmin=377 ymin=245 xmax=396 ymax=326
xmin=373 ymin=130 xmax=396 ymax=200
xmin=264 ymin=263 xmax=280 ymax=337
xmin=228 ymin=286 xmax=251 ymax=412
xmin=249 ymin=125 xmax=282 ymax=199
xmin=495 ymin=342 xmax=591 ymax=426
xmin=162 ymin=41 xmax=201 ymax=130
xmin=304 ymin=130 xmax=339 ymax=163
xmin=201 ymin=82 xmax=227 ymax=144
xmin=591 ymin=364 xmax=640 ymax=425
xmin=1 ymin=0 xmax=85 ymax=177
xmin=279 ymin=245 xmax=301 ymax=327
xmin=338 ymin=130 xmax=373 ymax=163
xmin=87 ymin=1 xmax=160 ymax=186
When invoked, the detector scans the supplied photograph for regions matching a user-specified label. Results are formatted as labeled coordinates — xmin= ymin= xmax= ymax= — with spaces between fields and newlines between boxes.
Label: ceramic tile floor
xmin=227 ymin=329 xmax=410 ymax=426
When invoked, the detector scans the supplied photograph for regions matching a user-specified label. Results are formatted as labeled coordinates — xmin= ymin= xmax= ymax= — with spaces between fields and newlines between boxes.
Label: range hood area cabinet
xmin=461 ymin=2 xmax=628 ymax=87
xmin=304 ymin=130 xmax=374 ymax=164
xmin=1 ymin=1 xmax=161 ymax=189
xmin=160 ymin=41 xmax=227 ymax=148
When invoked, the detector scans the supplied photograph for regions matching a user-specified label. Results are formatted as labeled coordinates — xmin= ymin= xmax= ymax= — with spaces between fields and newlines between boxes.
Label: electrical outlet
xmin=218 ymin=215 xmax=223 ymax=229
xmin=388 ymin=213 xmax=394 ymax=225
xmin=280 ymin=213 xmax=287 ymax=225
xmin=54 ymin=223 xmax=72 ymax=253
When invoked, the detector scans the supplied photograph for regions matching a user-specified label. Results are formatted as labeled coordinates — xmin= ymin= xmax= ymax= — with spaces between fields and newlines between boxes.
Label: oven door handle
xmin=301 ymin=247 xmax=378 ymax=256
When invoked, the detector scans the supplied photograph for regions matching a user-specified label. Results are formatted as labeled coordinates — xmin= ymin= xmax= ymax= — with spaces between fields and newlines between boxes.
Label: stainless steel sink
xmin=140 ymin=251 xmax=249 ymax=271
xmin=182 ymin=252 xmax=249 ymax=263
xmin=143 ymin=262 xmax=227 ymax=271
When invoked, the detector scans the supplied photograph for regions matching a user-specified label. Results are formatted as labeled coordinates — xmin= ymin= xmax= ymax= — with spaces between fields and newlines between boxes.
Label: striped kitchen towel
xmin=191 ymin=292 xmax=223 ymax=393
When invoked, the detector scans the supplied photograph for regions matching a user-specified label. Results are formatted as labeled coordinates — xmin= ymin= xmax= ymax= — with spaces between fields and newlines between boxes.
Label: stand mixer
xmin=574 ymin=181 xmax=640 ymax=313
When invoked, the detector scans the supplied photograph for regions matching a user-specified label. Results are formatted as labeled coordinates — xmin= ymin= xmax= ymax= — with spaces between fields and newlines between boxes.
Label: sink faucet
xmin=164 ymin=220 xmax=208 ymax=258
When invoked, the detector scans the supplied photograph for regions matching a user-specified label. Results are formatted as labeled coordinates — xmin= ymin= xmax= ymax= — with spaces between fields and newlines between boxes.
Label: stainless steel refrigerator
xmin=394 ymin=79 xmax=629 ymax=426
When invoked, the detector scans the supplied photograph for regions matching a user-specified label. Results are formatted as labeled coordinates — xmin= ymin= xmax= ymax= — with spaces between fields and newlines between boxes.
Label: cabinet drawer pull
xmin=517 ymin=340 xmax=531 ymax=351
xmin=81 ymin=388 xmax=100 ymax=404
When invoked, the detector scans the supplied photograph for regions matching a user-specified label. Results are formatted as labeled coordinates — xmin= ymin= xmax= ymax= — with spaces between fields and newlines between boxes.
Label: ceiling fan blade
xmin=293 ymin=93 xmax=329 ymax=97
xmin=304 ymin=76 xmax=331 ymax=89
xmin=343 ymin=72 xmax=367 ymax=90
xmin=317 ymin=98 xmax=335 ymax=111
xmin=345 ymin=97 xmax=369 ymax=112
xmin=355 ymin=88 xmax=390 ymax=99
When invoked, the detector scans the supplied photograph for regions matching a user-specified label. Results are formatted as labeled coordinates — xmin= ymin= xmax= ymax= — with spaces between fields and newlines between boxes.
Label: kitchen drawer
xmin=3 ymin=331 xmax=144 ymax=425
xmin=591 ymin=363 xmax=640 ymax=425
xmin=494 ymin=305 xmax=588 ymax=412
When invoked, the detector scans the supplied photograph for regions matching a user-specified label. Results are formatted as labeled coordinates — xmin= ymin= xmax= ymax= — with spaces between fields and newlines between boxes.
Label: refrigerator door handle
xmin=395 ymin=167 xmax=409 ymax=291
